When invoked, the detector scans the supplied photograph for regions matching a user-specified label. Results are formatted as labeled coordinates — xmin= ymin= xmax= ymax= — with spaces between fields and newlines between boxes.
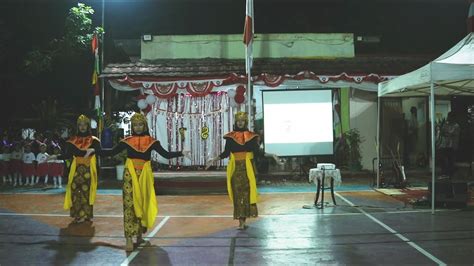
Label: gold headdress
xmin=234 ymin=111 xmax=248 ymax=122
xmin=75 ymin=114 xmax=91 ymax=135
xmin=131 ymin=113 xmax=147 ymax=125
xmin=130 ymin=112 xmax=149 ymax=133
xmin=76 ymin=114 xmax=90 ymax=125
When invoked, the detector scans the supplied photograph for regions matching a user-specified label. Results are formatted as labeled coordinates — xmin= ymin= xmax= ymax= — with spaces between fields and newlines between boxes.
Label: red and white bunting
xmin=109 ymin=72 xmax=390 ymax=98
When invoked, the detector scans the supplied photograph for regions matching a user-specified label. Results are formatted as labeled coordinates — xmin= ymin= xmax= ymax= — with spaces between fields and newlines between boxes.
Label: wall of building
xmin=140 ymin=32 xmax=386 ymax=170
xmin=350 ymin=89 xmax=378 ymax=171
xmin=141 ymin=33 xmax=354 ymax=60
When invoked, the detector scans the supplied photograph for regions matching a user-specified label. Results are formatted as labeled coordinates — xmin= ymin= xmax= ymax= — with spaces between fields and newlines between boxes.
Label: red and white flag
xmin=243 ymin=0 xmax=254 ymax=75
xmin=91 ymin=34 xmax=101 ymax=110
xmin=468 ymin=2 xmax=474 ymax=32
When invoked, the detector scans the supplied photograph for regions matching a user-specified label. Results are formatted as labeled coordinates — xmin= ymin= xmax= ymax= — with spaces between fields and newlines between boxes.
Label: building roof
xmin=101 ymin=56 xmax=433 ymax=78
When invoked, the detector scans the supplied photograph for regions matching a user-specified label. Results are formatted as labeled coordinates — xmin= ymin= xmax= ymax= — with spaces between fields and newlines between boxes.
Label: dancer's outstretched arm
xmin=205 ymin=138 xmax=282 ymax=169
xmin=48 ymin=143 xmax=86 ymax=161
xmin=83 ymin=138 xmax=102 ymax=158
xmin=251 ymin=138 xmax=284 ymax=165
xmin=95 ymin=142 xmax=127 ymax=157
xmin=151 ymin=142 xmax=191 ymax=159
xmin=205 ymin=140 xmax=230 ymax=169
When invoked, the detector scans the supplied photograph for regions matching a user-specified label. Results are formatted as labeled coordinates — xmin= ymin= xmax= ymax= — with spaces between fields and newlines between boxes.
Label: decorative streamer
xmin=149 ymin=92 xmax=232 ymax=166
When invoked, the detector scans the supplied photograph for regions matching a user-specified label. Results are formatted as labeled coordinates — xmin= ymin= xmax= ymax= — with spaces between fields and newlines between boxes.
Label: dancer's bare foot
xmin=125 ymin=237 xmax=134 ymax=252
xmin=238 ymin=218 xmax=246 ymax=230
xmin=136 ymin=228 xmax=151 ymax=247
xmin=136 ymin=236 xmax=151 ymax=247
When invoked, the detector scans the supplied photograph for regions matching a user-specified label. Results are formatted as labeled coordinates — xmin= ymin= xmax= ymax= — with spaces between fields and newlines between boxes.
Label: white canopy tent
xmin=377 ymin=33 xmax=474 ymax=213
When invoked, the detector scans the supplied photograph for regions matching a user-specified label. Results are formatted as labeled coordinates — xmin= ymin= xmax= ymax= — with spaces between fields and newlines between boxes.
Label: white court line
xmin=0 ymin=209 xmax=455 ymax=219
xmin=335 ymin=192 xmax=447 ymax=266
xmin=0 ymin=189 xmax=374 ymax=196
xmin=0 ymin=213 xmax=124 ymax=218
xmin=259 ymin=189 xmax=375 ymax=194
xmin=0 ymin=191 xmax=68 ymax=195
xmin=120 ymin=216 xmax=170 ymax=266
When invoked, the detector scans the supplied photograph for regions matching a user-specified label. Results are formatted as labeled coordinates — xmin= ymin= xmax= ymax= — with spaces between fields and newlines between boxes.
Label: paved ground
xmin=0 ymin=186 xmax=473 ymax=265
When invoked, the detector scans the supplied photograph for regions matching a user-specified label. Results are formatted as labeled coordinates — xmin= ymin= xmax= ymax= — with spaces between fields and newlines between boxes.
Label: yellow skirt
xmin=122 ymin=159 xmax=157 ymax=237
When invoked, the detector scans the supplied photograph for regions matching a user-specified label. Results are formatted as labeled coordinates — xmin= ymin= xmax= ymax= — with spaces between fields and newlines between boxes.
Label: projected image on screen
xmin=263 ymin=89 xmax=333 ymax=156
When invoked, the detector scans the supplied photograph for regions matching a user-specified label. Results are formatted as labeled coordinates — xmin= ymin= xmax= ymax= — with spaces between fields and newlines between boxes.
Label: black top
xmin=100 ymin=141 xmax=183 ymax=161
xmin=58 ymin=138 xmax=101 ymax=160
xmin=219 ymin=137 xmax=260 ymax=159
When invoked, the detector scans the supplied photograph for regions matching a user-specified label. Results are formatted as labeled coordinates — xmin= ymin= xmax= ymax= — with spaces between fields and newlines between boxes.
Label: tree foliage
xmin=20 ymin=3 xmax=105 ymax=128
xmin=23 ymin=3 xmax=103 ymax=76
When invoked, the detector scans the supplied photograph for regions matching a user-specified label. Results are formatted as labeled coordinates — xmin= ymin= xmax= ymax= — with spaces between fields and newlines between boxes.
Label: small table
xmin=306 ymin=167 xmax=342 ymax=209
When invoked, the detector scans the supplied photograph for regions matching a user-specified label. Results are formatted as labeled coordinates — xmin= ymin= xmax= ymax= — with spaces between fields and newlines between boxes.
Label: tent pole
xmin=377 ymin=96 xmax=381 ymax=188
xmin=430 ymin=81 xmax=436 ymax=214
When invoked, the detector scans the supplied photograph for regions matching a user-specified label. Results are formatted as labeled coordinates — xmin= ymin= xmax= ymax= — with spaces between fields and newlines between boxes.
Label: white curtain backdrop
xmin=148 ymin=92 xmax=235 ymax=166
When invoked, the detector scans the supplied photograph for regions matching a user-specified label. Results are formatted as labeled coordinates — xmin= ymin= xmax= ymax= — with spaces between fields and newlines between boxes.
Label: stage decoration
xmin=236 ymin=85 xmax=246 ymax=95
xmin=201 ymin=126 xmax=209 ymax=140
xmin=233 ymin=85 xmax=247 ymax=105
xmin=149 ymin=92 xmax=233 ymax=167
xmin=111 ymin=71 xmax=390 ymax=167
xmin=143 ymin=105 xmax=152 ymax=113
xmin=235 ymin=93 xmax=245 ymax=104
xmin=109 ymin=72 xmax=388 ymax=97
xmin=179 ymin=127 xmax=187 ymax=142
xmin=146 ymin=94 xmax=157 ymax=105
xmin=229 ymin=96 xmax=238 ymax=107
xmin=227 ymin=88 xmax=236 ymax=97
xmin=137 ymin=99 xmax=148 ymax=110
xmin=110 ymin=76 xmax=227 ymax=97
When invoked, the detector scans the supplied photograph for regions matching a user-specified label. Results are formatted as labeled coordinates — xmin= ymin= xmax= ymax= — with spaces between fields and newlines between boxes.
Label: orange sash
xmin=223 ymin=131 xmax=258 ymax=145
xmin=122 ymin=136 xmax=157 ymax=153
xmin=67 ymin=136 xmax=99 ymax=150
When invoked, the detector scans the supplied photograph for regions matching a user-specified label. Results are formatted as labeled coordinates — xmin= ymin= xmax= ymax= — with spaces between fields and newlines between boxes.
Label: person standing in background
xmin=438 ymin=112 xmax=460 ymax=178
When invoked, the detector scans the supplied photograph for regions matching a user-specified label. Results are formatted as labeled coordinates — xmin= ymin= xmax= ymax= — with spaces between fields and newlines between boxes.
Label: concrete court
xmin=0 ymin=188 xmax=473 ymax=265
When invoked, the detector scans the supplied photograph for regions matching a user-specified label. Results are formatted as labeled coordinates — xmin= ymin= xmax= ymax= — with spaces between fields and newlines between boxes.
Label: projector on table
xmin=316 ymin=163 xmax=336 ymax=170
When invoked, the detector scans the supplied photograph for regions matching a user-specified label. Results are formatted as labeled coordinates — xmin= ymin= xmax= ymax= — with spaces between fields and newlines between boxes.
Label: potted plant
xmin=345 ymin=128 xmax=364 ymax=171
xmin=102 ymin=112 xmax=128 ymax=180
xmin=102 ymin=113 xmax=124 ymax=148
xmin=335 ymin=128 xmax=364 ymax=171
xmin=113 ymin=150 xmax=128 ymax=180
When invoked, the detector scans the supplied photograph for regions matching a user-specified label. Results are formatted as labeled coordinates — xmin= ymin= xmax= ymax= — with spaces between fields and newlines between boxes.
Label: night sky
xmin=0 ymin=0 xmax=470 ymax=123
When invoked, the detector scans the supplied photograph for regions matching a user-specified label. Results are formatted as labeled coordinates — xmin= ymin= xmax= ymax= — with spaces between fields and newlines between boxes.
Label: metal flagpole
xmin=98 ymin=0 xmax=105 ymax=168
xmin=100 ymin=0 xmax=105 ymax=122
xmin=251 ymin=0 xmax=254 ymax=130
xmin=247 ymin=60 xmax=252 ymax=129
xmin=430 ymin=78 xmax=436 ymax=214
xmin=245 ymin=0 xmax=254 ymax=130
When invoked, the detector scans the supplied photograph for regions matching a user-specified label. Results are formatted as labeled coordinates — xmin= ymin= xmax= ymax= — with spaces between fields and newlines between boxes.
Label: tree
xmin=20 ymin=3 xmax=104 ymax=128
xmin=24 ymin=3 xmax=103 ymax=76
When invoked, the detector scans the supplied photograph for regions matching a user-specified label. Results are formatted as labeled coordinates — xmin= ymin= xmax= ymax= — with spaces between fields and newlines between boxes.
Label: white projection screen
xmin=262 ymin=89 xmax=333 ymax=156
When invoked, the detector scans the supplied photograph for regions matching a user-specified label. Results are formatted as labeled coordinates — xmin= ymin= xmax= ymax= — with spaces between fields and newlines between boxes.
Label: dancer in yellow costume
xmin=207 ymin=111 xmax=281 ymax=230
xmin=50 ymin=115 xmax=100 ymax=224
xmin=99 ymin=113 xmax=189 ymax=251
